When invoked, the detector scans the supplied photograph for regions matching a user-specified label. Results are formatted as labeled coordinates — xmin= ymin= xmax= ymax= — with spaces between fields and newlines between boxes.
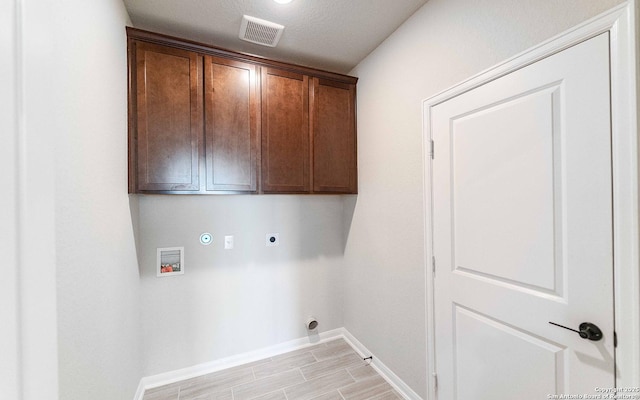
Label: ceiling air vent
xmin=239 ymin=15 xmax=284 ymax=47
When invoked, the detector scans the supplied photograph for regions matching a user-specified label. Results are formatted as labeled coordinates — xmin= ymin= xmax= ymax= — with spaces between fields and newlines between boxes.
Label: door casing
xmin=422 ymin=1 xmax=640 ymax=398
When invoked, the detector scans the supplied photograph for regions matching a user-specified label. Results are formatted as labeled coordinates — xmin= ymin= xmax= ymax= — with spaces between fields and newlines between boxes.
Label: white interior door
xmin=431 ymin=32 xmax=614 ymax=399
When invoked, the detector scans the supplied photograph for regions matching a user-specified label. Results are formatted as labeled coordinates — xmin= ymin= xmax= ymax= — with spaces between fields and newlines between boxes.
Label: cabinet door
xmin=311 ymin=78 xmax=357 ymax=193
xmin=204 ymin=56 xmax=258 ymax=192
xmin=261 ymin=68 xmax=309 ymax=193
xmin=134 ymin=42 xmax=202 ymax=192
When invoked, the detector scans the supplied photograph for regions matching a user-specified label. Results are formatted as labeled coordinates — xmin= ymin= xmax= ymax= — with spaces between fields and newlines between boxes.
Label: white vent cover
xmin=239 ymin=15 xmax=284 ymax=47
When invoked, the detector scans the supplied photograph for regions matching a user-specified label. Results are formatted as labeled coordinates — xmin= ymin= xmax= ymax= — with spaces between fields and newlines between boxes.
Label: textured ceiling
xmin=123 ymin=0 xmax=428 ymax=74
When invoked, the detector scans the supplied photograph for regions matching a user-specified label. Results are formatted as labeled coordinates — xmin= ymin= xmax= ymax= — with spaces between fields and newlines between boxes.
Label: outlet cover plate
xmin=224 ymin=235 xmax=234 ymax=250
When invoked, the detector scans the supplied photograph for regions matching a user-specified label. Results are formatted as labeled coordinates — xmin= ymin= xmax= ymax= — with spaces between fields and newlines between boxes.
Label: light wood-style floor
xmin=143 ymin=338 xmax=402 ymax=400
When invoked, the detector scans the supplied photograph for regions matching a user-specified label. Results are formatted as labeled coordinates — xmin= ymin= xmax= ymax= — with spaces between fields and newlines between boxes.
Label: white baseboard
xmin=133 ymin=380 xmax=145 ymax=400
xmin=340 ymin=330 xmax=422 ymax=400
xmin=134 ymin=329 xmax=344 ymax=400
xmin=134 ymin=328 xmax=422 ymax=400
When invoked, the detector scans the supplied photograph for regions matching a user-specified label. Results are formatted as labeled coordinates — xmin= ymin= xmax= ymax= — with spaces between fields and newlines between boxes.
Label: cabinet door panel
xmin=135 ymin=42 xmax=202 ymax=191
xmin=311 ymin=78 xmax=357 ymax=193
xmin=261 ymin=68 xmax=309 ymax=193
xmin=205 ymin=56 xmax=258 ymax=192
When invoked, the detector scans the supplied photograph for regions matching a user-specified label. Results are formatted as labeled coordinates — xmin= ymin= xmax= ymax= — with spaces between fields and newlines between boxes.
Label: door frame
xmin=422 ymin=1 xmax=639 ymax=398
xmin=3 ymin=1 xmax=61 ymax=398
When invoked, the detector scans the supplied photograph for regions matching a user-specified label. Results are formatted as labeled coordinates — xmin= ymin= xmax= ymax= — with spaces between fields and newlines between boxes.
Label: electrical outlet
xmin=266 ymin=233 xmax=279 ymax=247
xmin=224 ymin=235 xmax=234 ymax=250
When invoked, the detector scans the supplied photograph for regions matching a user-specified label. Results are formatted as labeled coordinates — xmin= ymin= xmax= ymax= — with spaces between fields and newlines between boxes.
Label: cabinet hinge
xmin=433 ymin=372 xmax=438 ymax=391
xmin=614 ymin=331 xmax=617 ymax=348
xmin=430 ymin=139 xmax=435 ymax=159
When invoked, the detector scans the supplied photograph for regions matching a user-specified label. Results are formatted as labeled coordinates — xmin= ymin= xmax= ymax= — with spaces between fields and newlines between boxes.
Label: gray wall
xmin=53 ymin=0 xmax=142 ymax=399
xmin=344 ymin=0 xmax=625 ymax=397
xmin=137 ymin=195 xmax=347 ymax=375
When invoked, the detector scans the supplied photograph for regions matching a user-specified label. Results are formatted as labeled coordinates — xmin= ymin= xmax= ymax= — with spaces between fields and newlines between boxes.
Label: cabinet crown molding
xmin=126 ymin=27 xmax=358 ymax=85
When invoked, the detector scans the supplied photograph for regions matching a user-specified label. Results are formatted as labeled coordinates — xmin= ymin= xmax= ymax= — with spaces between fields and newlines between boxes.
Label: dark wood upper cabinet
xmin=261 ymin=68 xmax=310 ymax=193
xmin=127 ymin=28 xmax=358 ymax=195
xmin=311 ymin=78 xmax=357 ymax=193
xmin=132 ymin=41 xmax=202 ymax=192
xmin=205 ymin=56 xmax=258 ymax=192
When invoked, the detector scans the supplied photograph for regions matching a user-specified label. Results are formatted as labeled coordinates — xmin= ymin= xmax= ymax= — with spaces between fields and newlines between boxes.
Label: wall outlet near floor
xmin=266 ymin=233 xmax=279 ymax=247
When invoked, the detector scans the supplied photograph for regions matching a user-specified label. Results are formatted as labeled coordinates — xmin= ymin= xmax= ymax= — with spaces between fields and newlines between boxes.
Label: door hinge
xmin=432 ymin=372 xmax=438 ymax=391
xmin=432 ymin=256 xmax=436 ymax=277
xmin=430 ymin=139 xmax=435 ymax=159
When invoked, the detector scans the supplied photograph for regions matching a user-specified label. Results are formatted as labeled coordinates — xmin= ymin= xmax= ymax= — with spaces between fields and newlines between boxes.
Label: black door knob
xmin=549 ymin=321 xmax=603 ymax=341
xmin=579 ymin=322 xmax=603 ymax=341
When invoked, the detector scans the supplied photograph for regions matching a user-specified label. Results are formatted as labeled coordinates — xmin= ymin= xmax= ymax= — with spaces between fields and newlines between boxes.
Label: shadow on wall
xmin=342 ymin=195 xmax=358 ymax=254
xmin=133 ymin=194 xmax=350 ymax=274
xmin=129 ymin=195 xmax=142 ymax=268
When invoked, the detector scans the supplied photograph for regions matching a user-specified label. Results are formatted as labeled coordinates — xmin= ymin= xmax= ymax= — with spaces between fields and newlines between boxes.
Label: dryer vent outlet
xmin=239 ymin=15 xmax=284 ymax=47
xmin=306 ymin=317 xmax=318 ymax=331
